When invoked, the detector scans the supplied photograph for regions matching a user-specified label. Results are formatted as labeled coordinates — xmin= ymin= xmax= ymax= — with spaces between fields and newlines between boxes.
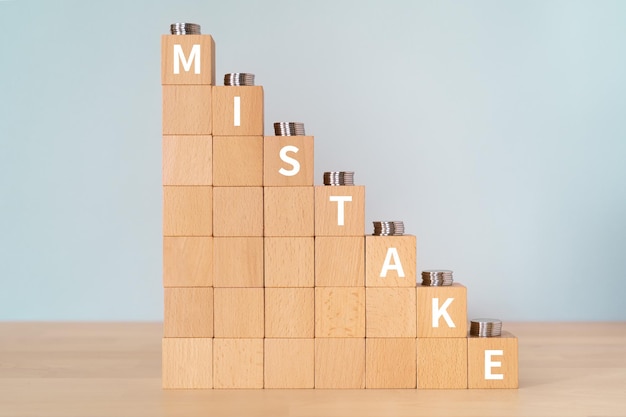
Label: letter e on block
xmin=468 ymin=332 xmax=519 ymax=388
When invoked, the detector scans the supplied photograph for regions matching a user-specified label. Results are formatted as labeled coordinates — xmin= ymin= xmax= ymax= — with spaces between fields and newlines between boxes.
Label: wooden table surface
xmin=0 ymin=322 xmax=624 ymax=417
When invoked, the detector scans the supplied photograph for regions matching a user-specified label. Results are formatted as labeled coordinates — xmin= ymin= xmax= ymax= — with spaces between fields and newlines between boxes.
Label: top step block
xmin=161 ymin=34 xmax=216 ymax=85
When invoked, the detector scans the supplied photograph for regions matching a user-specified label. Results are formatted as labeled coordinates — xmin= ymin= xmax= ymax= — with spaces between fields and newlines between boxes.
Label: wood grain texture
xmin=264 ymin=339 xmax=314 ymax=389
xmin=163 ymin=186 xmax=212 ymax=236
xmin=315 ymin=287 xmax=365 ymax=338
xmin=163 ymin=237 xmax=213 ymax=287
xmin=265 ymin=288 xmax=314 ymax=338
xmin=365 ymin=235 xmax=416 ymax=287
xmin=263 ymin=136 xmax=314 ymax=186
xmin=161 ymin=35 xmax=215 ymax=85
xmin=264 ymin=237 xmax=314 ymax=287
xmin=315 ymin=237 xmax=364 ymax=287
xmin=162 ymin=338 xmax=212 ymax=389
xmin=366 ymin=288 xmax=417 ymax=338
xmin=366 ymin=338 xmax=416 ymax=389
xmin=213 ymin=338 xmax=263 ymax=389
xmin=314 ymin=338 xmax=365 ymax=389
xmin=264 ymin=187 xmax=314 ymax=237
xmin=212 ymin=187 xmax=263 ymax=237
xmin=468 ymin=331 xmax=518 ymax=389
xmin=162 ymin=85 xmax=212 ymax=135
xmin=213 ymin=237 xmax=263 ymax=287
xmin=314 ymin=185 xmax=365 ymax=236
xmin=163 ymin=135 xmax=212 ymax=185
xmin=416 ymin=283 xmax=467 ymax=338
xmin=417 ymin=337 xmax=468 ymax=389
xmin=212 ymin=86 xmax=263 ymax=136
xmin=213 ymin=288 xmax=264 ymax=338
xmin=212 ymin=136 xmax=263 ymax=186
xmin=163 ymin=288 xmax=213 ymax=337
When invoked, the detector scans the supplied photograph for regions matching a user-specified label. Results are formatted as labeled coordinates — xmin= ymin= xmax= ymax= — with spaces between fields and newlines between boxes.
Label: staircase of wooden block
xmin=161 ymin=29 xmax=518 ymax=390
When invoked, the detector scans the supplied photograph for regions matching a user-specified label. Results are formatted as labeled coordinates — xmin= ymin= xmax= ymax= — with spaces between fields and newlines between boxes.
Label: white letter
xmin=432 ymin=298 xmax=455 ymax=328
xmin=233 ymin=96 xmax=241 ymax=126
xmin=173 ymin=44 xmax=200 ymax=74
xmin=379 ymin=247 xmax=405 ymax=278
xmin=278 ymin=145 xmax=300 ymax=176
xmin=329 ymin=196 xmax=352 ymax=226
xmin=485 ymin=350 xmax=504 ymax=380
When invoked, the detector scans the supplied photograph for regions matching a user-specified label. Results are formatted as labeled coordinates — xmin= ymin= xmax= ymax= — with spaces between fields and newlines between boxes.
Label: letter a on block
xmin=485 ymin=349 xmax=504 ymax=380
xmin=432 ymin=298 xmax=455 ymax=328
xmin=329 ymin=196 xmax=352 ymax=226
xmin=173 ymin=44 xmax=200 ymax=74
xmin=379 ymin=247 xmax=405 ymax=278
xmin=278 ymin=145 xmax=300 ymax=176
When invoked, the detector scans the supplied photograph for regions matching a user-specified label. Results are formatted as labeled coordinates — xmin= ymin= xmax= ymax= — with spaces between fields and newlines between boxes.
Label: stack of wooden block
xmin=161 ymin=30 xmax=518 ymax=390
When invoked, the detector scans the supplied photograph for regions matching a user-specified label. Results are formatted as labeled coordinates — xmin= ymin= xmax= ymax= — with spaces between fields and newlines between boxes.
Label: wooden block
xmin=213 ymin=237 xmax=263 ymax=287
xmin=213 ymin=288 xmax=264 ymax=338
xmin=163 ymin=288 xmax=213 ymax=337
xmin=315 ymin=237 xmax=364 ymax=287
xmin=212 ymin=187 xmax=263 ymax=237
xmin=264 ymin=187 xmax=314 ymax=237
xmin=161 ymin=34 xmax=215 ymax=85
xmin=366 ymin=288 xmax=417 ymax=338
xmin=162 ymin=338 xmax=212 ymax=389
xmin=416 ymin=337 xmax=468 ymax=389
xmin=213 ymin=338 xmax=263 ymax=389
xmin=263 ymin=136 xmax=314 ymax=186
xmin=366 ymin=338 xmax=416 ymax=389
xmin=264 ymin=237 xmax=314 ymax=287
xmin=468 ymin=331 xmax=518 ymax=389
xmin=265 ymin=288 xmax=314 ymax=338
xmin=315 ymin=287 xmax=365 ymax=338
xmin=315 ymin=338 xmax=365 ymax=389
xmin=365 ymin=235 xmax=416 ymax=287
xmin=162 ymin=85 xmax=211 ymax=135
xmin=314 ymin=186 xmax=365 ymax=236
xmin=212 ymin=86 xmax=263 ymax=136
xmin=163 ymin=186 xmax=212 ymax=236
xmin=416 ymin=283 xmax=468 ymax=338
xmin=163 ymin=237 xmax=212 ymax=287
xmin=213 ymin=136 xmax=263 ymax=186
xmin=163 ymin=135 xmax=212 ymax=185
xmin=265 ymin=339 xmax=314 ymax=388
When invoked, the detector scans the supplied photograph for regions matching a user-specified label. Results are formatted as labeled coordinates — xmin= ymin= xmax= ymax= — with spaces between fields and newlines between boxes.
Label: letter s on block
xmin=278 ymin=145 xmax=300 ymax=177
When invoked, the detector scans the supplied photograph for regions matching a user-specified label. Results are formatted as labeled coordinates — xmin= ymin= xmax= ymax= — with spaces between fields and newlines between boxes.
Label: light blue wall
xmin=1 ymin=1 xmax=625 ymax=321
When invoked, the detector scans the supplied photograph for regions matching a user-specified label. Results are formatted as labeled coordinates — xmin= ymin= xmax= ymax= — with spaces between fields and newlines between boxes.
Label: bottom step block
xmin=315 ymin=338 xmax=365 ymax=389
xmin=468 ymin=331 xmax=519 ymax=389
xmin=416 ymin=337 xmax=467 ymax=389
xmin=265 ymin=339 xmax=314 ymax=388
xmin=366 ymin=338 xmax=416 ymax=388
xmin=214 ymin=338 xmax=264 ymax=389
xmin=162 ymin=338 xmax=212 ymax=389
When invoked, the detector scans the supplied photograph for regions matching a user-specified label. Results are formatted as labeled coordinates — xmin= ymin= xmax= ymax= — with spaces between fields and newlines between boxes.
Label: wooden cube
xmin=366 ymin=338 xmax=416 ymax=389
xmin=213 ymin=187 xmax=263 ymax=237
xmin=264 ymin=237 xmax=314 ymax=287
xmin=315 ymin=338 xmax=365 ymax=389
xmin=468 ymin=332 xmax=518 ymax=389
xmin=417 ymin=338 xmax=468 ymax=389
xmin=264 ymin=339 xmax=314 ymax=388
xmin=315 ymin=287 xmax=365 ymax=338
xmin=416 ymin=283 xmax=468 ymax=338
xmin=212 ymin=86 xmax=263 ymax=136
xmin=161 ymin=34 xmax=215 ymax=85
xmin=163 ymin=135 xmax=212 ymax=185
xmin=214 ymin=288 xmax=264 ymax=338
xmin=162 ymin=85 xmax=211 ymax=135
xmin=163 ymin=288 xmax=213 ymax=337
xmin=315 ymin=237 xmax=364 ymax=287
xmin=162 ymin=338 xmax=212 ymax=389
xmin=213 ymin=237 xmax=263 ymax=287
xmin=163 ymin=237 xmax=212 ymax=287
xmin=365 ymin=235 xmax=416 ymax=287
xmin=264 ymin=187 xmax=314 ymax=237
xmin=163 ymin=186 xmax=212 ymax=236
xmin=213 ymin=338 xmax=263 ymax=389
xmin=314 ymin=186 xmax=365 ymax=236
xmin=265 ymin=288 xmax=314 ymax=338
xmin=213 ymin=136 xmax=263 ymax=186
xmin=366 ymin=288 xmax=417 ymax=338
xmin=263 ymin=136 xmax=314 ymax=186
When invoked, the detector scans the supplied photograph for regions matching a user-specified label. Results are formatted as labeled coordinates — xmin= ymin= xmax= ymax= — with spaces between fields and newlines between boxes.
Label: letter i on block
xmin=416 ymin=272 xmax=467 ymax=337
xmin=212 ymin=73 xmax=263 ymax=136
xmin=315 ymin=171 xmax=365 ymax=236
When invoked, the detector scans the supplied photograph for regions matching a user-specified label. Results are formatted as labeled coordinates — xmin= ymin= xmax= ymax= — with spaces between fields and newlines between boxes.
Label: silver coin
xmin=323 ymin=171 xmax=355 ymax=186
xmin=224 ymin=73 xmax=255 ymax=86
xmin=274 ymin=122 xmax=305 ymax=136
xmin=470 ymin=318 xmax=502 ymax=337
xmin=170 ymin=23 xmax=201 ymax=35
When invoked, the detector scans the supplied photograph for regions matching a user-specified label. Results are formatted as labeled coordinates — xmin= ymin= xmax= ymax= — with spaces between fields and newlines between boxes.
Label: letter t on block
xmin=315 ymin=186 xmax=365 ymax=236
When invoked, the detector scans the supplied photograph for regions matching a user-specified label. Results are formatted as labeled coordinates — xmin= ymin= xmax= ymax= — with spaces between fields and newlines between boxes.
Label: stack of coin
xmin=421 ymin=270 xmax=454 ymax=286
xmin=224 ymin=73 xmax=255 ymax=86
xmin=470 ymin=319 xmax=502 ymax=337
xmin=323 ymin=171 xmax=354 ymax=186
xmin=372 ymin=221 xmax=404 ymax=236
xmin=274 ymin=122 xmax=305 ymax=136
xmin=170 ymin=23 xmax=201 ymax=35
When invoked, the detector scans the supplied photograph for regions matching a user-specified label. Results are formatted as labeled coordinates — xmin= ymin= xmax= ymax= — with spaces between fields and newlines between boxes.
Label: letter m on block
xmin=173 ymin=44 xmax=201 ymax=74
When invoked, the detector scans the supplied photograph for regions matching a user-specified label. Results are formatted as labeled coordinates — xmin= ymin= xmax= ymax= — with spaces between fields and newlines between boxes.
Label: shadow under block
xmin=366 ymin=338 xmax=417 ymax=389
xmin=213 ymin=288 xmax=264 ymax=338
xmin=264 ymin=187 xmax=314 ymax=237
xmin=161 ymin=34 xmax=215 ymax=85
xmin=314 ymin=186 xmax=365 ymax=236
xmin=365 ymin=235 xmax=417 ymax=287
xmin=162 ymin=85 xmax=212 ymax=135
xmin=212 ymin=86 xmax=263 ymax=136
xmin=263 ymin=136 xmax=314 ymax=186
xmin=162 ymin=338 xmax=212 ymax=389
xmin=468 ymin=332 xmax=519 ymax=389
xmin=265 ymin=339 xmax=314 ymax=389
xmin=264 ymin=237 xmax=314 ymax=287
xmin=163 ymin=237 xmax=213 ymax=287
xmin=212 ymin=187 xmax=263 ymax=237
xmin=366 ymin=288 xmax=417 ymax=338
xmin=163 ymin=186 xmax=212 ymax=236
xmin=213 ymin=237 xmax=263 ymax=287
xmin=213 ymin=338 xmax=263 ymax=389
xmin=213 ymin=136 xmax=263 ymax=186
xmin=163 ymin=136 xmax=212 ymax=186
xmin=416 ymin=338 xmax=468 ymax=389
xmin=416 ymin=283 xmax=468 ymax=338
xmin=315 ymin=287 xmax=365 ymax=338
xmin=315 ymin=237 xmax=364 ymax=287
xmin=315 ymin=338 xmax=365 ymax=389
xmin=163 ymin=288 xmax=213 ymax=337
xmin=265 ymin=288 xmax=314 ymax=338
